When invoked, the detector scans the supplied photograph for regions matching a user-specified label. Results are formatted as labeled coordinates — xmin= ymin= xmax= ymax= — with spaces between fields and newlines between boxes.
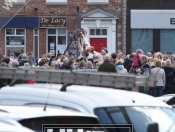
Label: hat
xmin=166 ymin=59 xmax=171 ymax=65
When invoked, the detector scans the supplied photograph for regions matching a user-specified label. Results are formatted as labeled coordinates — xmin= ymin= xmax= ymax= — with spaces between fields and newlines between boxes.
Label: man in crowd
xmin=98 ymin=55 xmax=116 ymax=73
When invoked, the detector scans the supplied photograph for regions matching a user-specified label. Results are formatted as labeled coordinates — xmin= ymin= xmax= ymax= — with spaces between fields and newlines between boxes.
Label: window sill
xmin=45 ymin=2 xmax=68 ymax=5
xmin=87 ymin=2 xmax=109 ymax=5
xmin=4 ymin=2 xmax=26 ymax=5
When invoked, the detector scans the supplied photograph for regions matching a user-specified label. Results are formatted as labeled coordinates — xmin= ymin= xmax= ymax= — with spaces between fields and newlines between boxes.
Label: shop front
xmin=0 ymin=17 xmax=38 ymax=57
xmin=39 ymin=17 xmax=67 ymax=57
xmin=131 ymin=10 xmax=175 ymax=54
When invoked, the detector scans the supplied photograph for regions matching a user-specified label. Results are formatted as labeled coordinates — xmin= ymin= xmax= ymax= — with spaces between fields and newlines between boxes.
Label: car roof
xmin=0 ymin=118 xmax=35 ymax=132
xmin=0 ymin=84 xmax=170 ymax=111
xmin=0 ymin=105 xmax=97 ymax=121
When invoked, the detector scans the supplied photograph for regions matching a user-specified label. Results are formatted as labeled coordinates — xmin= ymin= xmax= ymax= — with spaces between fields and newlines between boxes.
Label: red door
xmin=90 ymin=38 xmax=107 ymax=53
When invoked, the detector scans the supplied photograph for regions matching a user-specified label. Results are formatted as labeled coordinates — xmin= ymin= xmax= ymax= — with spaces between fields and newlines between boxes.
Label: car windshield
xmin=94 ymin=106 xmax=175 ymax=132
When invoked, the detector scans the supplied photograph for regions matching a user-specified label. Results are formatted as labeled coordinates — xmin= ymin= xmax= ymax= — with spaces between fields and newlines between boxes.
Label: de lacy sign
xmin=39 ymin=17 xmax=67 ymax=28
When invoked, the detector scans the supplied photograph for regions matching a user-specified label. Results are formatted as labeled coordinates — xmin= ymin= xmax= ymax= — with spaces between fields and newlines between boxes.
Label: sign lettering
xmin=39 ymin=17 xmax=67 ymax=27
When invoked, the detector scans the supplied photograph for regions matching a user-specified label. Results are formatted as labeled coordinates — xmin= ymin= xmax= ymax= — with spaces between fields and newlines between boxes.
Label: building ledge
xmin=45 ymin=2 xmax=68 ymax=5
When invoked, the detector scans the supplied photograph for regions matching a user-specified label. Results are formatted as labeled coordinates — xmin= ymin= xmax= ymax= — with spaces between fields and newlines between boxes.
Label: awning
xmin=0 ymin=17 xmax=39 ymax=28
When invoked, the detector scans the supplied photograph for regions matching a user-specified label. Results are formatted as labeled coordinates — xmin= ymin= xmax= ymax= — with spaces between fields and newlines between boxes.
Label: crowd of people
xmin=0 ymin=28 xmax=175 ymax=97
xmin=0 ymin=48 xmax=175 ymax=97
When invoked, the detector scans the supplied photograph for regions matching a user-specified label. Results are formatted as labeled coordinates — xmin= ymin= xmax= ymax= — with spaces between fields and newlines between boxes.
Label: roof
xmin=0 ymin=84 xmax=169 ymax=114
xmin=0 ymin=105 xmax=97 ymax=121
xmin=81 ymin=7 xmax=120 ymax=19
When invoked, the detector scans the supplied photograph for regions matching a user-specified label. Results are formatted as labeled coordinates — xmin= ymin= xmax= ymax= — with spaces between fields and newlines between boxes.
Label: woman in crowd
xmin=151 ymin=60 xmax=165 ymax=97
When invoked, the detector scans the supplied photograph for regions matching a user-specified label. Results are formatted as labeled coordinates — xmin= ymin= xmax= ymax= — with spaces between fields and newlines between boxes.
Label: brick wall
xmin=39 ymin=28 xmax=46 ymax=56
xmin=26 ymin=29 xmax=33 ymax=54
xmin=0 ymin=29 xmax=5 ymax=55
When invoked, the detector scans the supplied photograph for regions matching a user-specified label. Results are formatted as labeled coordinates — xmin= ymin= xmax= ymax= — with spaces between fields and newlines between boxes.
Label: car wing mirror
xmin=147 ymin=123 xmax=159 ymax=132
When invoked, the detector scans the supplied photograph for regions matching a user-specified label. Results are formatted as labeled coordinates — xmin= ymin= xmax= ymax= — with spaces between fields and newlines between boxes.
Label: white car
xmin=0 ymin=84 xmax=175 ymax=132
xmin=156 ymin=94 xmax=175 ymax=104
xmin=0 ymin=105 xmax=100 ymax=132
xmin=0 ymin=118 xmax=35 ymax=132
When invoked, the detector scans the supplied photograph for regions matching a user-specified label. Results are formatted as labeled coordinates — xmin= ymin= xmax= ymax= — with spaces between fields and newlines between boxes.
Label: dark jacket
xmin=60 ymin=64 xmax=72 ymax=70
xmin=163 ymin=66 xmax=175 ymax=85
xmin=123 ymin=59 xmax=133 ymax=72
xmin=98 ymin=61 xmax=117 ymax=73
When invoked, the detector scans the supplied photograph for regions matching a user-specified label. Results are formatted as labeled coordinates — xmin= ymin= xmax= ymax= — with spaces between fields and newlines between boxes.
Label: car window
xmin=18 ymin=116 xmax=104 ymax=132
xmin=95 ymin=106 xmax=175 ymax=132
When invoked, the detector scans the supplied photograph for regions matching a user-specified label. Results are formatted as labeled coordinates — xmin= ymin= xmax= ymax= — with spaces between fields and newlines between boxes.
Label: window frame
xmin=5 ymin=28 xmax=26 ymax=47
xmin=4 ymin=0 xmax=26 ymax=5
xmin=87 ymin=0 xmax=109 ymax=5
xmin=46 ymin=28 xmax=67 ymax=55
xmin=33 ymin=29 xmax=39 ymax=58
xmin=45 ymin=0 xmax=68 ymax=5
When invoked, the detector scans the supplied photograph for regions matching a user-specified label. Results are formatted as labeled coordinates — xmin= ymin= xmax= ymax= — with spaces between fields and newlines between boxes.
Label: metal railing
xmin=0 ymin=67 xmax=156 ymax=89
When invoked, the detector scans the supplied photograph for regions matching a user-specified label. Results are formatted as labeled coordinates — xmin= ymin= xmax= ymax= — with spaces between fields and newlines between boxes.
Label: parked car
xmin=0 ymin=84 xmax=174 ymax=132
xmin=156 ymin=94 xmax=175 ymax=109
xmin=0 ymin=105 xmax=101 ymax=132
xmin=0 ymin=118 xmax=35 ymax=132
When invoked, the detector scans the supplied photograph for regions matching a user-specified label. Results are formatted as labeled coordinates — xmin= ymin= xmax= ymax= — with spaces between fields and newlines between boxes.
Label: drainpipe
xmin=121 ymin=0 xmax=124 ymax=53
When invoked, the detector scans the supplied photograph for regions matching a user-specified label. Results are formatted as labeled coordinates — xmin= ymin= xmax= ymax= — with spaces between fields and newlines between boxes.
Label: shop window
xmin=87 ymin=0 xmax=109 ymax=5
xmin=90 ymin=29 xmax=107 ymax=36
xmin=47 ymin=29 xmax=67 ymax=56
xmin=131 ymin=29 xmax=153 ymax=53
xmin=45 ymin=0 xmax=67 ymax=5
xmin=6 ymin=29 xmax=25 ymax=46
xmin=160 ymin=30 xmax=175 ymax=54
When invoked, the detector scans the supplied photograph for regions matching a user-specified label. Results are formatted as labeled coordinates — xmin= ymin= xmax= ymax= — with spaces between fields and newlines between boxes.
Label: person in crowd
xmin=154 ymin=52 xmax=163 ymax=62
xmin=55 ymin=60 xmax=60 ymax=69
xmin=115 ymin=61 xmax=128 ymax=74
xmin=78 ymin=60 xmax=86 ymax=69
xmin=110 ymin=53 xmax=117 ymax=65
xmin=135 ymin=54 xmax=151 ymax=93
xmin=18 ymin=54 xmax=28 ymax=66
xmin=0 ymin=62 xmax=8 ymax=67
xmin=116 ymin=52 xmax=124 ymax=63
xmin=86 ymin=61 xmax=93 ymax=69
xmin=147 ymin=52 xmax=152 ymax=57
xmin=24 ymin=62 xmax=30 ymax=67
xmin=60 ymin=57 xmax=69 ymax=69
xmin=150 ymin=58 xmax=158 ymax=69
xmin=123 ymin=54 xmax=134 ymax=72
xmin=8 ymin=53 xmax=15 ymax=67
xmin=171 ymin=56 xmax=175 ymax=70
xmin=130 ymin=49 xmax=143 ymax=74
xmin=151 ymin=60 xmax=165 ymax=97
xmin=163 ymin=54 xmax=168 ymax=61
xmin=167 ymin=51 xmax=172 ymax=59
xmin=50 ymin=61 xmax=56 ymax=69
xmin=136 ymin=54 xmax=151 ymax=75
xmin=27 ymin=52 xmax=36 ymax=66
xmin=2 ymin=57 xmax=10 ymax=67
xmin=98 ymin=55 xmax=116 ymax=73
xmin=65 ymin=60 xmax=73 ymax=70
xmin=163 ymin=59 xmax=175 ymax=94
xmin=11 ymin=60 xmax=19 ymax=68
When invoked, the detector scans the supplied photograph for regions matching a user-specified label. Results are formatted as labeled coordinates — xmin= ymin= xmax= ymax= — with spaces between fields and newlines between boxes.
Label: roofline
xmin=81 ymin=8 xmax=119 ymax=18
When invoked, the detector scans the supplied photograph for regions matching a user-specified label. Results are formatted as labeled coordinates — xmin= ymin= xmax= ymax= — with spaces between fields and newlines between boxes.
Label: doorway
xmin=90 ymin=38 xmax=107 ymax=52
